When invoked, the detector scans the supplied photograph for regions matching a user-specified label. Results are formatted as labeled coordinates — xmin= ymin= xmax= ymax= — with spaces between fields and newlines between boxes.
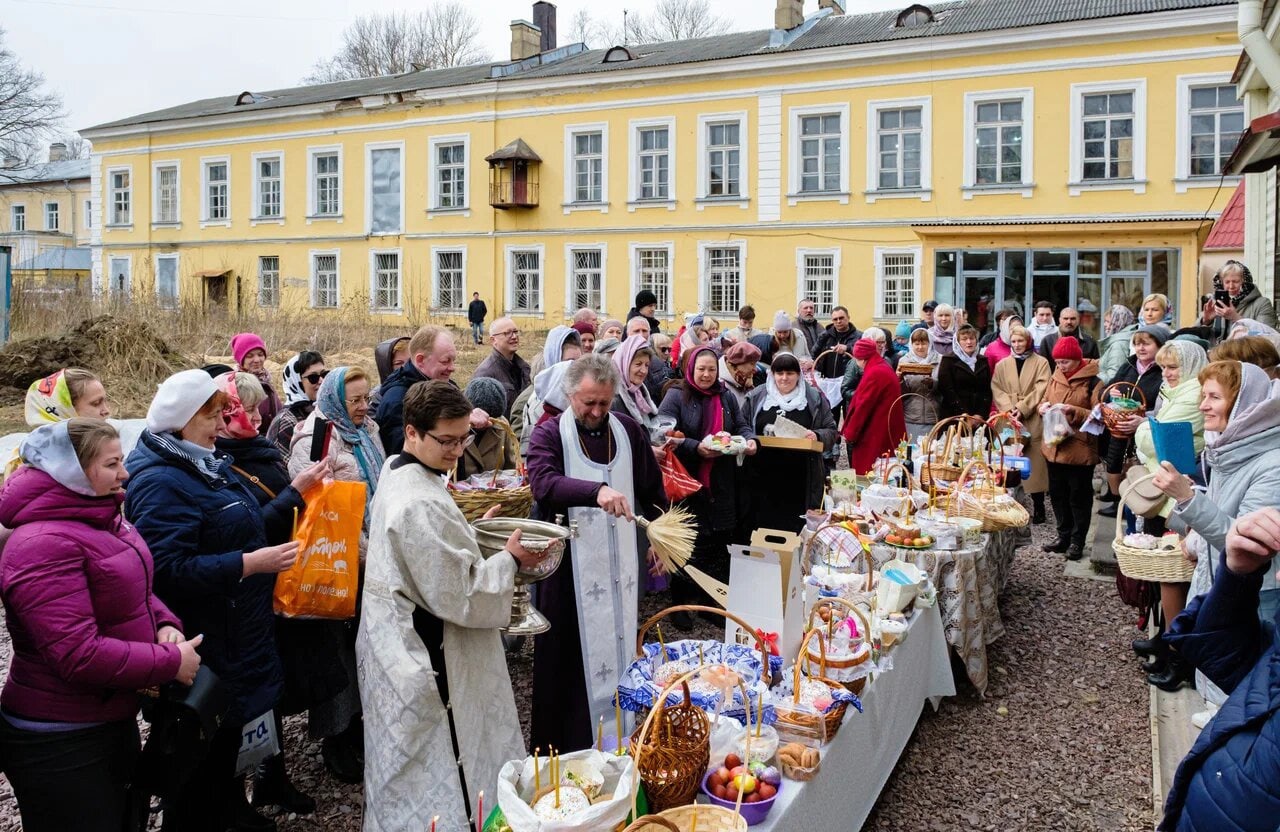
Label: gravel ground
xmin=0 ymin=497 xmax=1155 ymax=831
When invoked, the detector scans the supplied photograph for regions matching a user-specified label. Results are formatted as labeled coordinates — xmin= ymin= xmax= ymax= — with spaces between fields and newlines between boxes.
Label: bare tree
xmin=304 ymin=1 xmax=489 ymax=83
xmin=58 ymin=132 xmax=91 ymax=159
xmin=567 ymin=8 xmax=624 ymax=48
xmin=0 ymin=27 xmax=64 ymax=164
xmin=629 ymin=0 xmax=732 ymax=43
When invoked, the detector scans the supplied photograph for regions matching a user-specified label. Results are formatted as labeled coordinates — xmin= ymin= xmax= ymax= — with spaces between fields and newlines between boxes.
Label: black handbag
xmin=135 ymin=666 xmax=232 ymax=799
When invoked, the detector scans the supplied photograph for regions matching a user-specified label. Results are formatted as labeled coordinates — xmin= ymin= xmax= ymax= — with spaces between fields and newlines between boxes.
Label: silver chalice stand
xmin=472 ymin=516 xmax=577 ymax=635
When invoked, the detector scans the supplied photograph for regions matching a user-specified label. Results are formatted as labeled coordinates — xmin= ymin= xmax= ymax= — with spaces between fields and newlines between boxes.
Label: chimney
xmin=532 ymin=1 xmax=557 ymax=53
xmin=818 ymin=0 xmax=846 ymax=14
xmin=48 ymin=142 xmax=67 ymax=162
xmin=510 ymin=20 xmax=542 ymax=61
xmin=775 ymin=0 xmax=804 ymax=30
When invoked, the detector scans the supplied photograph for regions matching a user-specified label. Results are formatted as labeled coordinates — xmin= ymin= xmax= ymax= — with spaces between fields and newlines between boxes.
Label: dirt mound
xmin=0 ymin=315 xmax=186 ymax=394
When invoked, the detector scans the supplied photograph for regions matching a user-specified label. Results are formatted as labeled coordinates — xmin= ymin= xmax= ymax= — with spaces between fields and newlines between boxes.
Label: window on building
xmin=44 ymin=202 xmax=59 ymax=231
xmin=974 ymin=100 xmax=1023 ymax=185
xmin=434 ymin=249 xmax=465 ymax=310
xmin=10 ymin=205 xmax=24 ymax=232
xmin=372 ymin=251 xmax=401 ymax=311
xmin=707 ymin=121 xmax=741 ymax=197
xmin=312 ymin=253 xmax=339 ymax=308
xmin=155 ymin=255 xmax=179 ymax=309
xmin=1081 ymin=92 xmax=1134 ymax=180
xmin=801 ymin=252 xmax=837 ymax=317
xmin=637 ymin=126 xmax=670 ymax=201
xmin=572 ymin=132 xmax=604 ymax=203
xmin=204 ymin=161 xmax=228 ymax=221
xmin=1189 ymin=85 xmax=1244 ymax=177
xmin=84 ymin=199 xmax=91 ymax=229
xmin=256 ymin=156 xmax=282 ymax=218
xmin=435 ymin=142 xmax=466 ymax=209
xmin=635 ymin=247 xmax=671 ymax=314
xmin=703 ymin=245 xmax=743 ymax=316
xmin=877 ymin=107 xmax=923 ymax=190
xmin=109 ymin=170 xmax=130 ymax=225
xmin=799 ymin=114 xmax=841 ymax=193
xmin=369 ymin=147 xmax=402 ymax=234
xmin=878 ymin=250 xmax=918 ymax=318
xmin=569 ymin=248 xmax=604 ymax=311
xmin=155 ymin=165 xmax=179 ymax=224
xmin=108 ymin=256 xmax=130 ymax=296
xmin=313 ymin=152 xmax=341 ymax=216
xmin=258 ymin=256 xmax=279 ymax=307
xmin=510 ymin=249 xmax=542 ymax=311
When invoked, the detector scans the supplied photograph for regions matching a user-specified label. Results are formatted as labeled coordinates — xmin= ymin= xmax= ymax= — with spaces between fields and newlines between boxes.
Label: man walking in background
xmin=467 ymin=292 xmax=487 ymax=345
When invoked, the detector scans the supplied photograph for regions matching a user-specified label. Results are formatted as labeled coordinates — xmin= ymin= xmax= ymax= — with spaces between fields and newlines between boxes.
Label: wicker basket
xmin=636 ymin=605 xmax=775 ymax=685
xmin=627 ymin=680 xmax=710 ymax=813
xmin=943 ymin=461 xmax=1030 ymax=532
xmin=802 ymin=521 xmax=873 ymax=590
xmin=1100 ymin=382 xmax=1147 ymax=439
xmin=449 ymin=420 xmax=533 ymax=521
xmin=624 ymin=805 xmax=746 ymax=832
xmin=919 ymin=416 xmax=975 ymax=488
xmin=805 ymin=598 xmax=873 ymax=696
xmin=773 ymin=629 xmax=850 ymax=744
xmin=1112 ymin=478 xmax=1194 ymax=583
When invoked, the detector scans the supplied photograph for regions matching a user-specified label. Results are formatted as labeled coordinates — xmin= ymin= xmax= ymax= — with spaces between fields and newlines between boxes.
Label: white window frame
xmin=369 ymin=248 xmax=403 ymax=313
xmin=563 ymin=122 xmax=609 ymax=213
xmin=1174 ymin=73 xmax=1244 ymax=192
xmin=962 ymin=88 xmax=1034 ymax=198
xmin=697 ymin=241 xmax=747 ymax=317
xmin=154 ymin=252 xmax=180 ymax=309
xmin=106 ymin=166 xmax=132 ymax=227
xmin=428 ymin=134 xmax=471 ymax=215
xmin=564 ymin=243 xmax=608 ymax=314
xmin=431 ymin=245 xmax=468 ymax=311
xmin=788 ymin=103 xmax=850 ymax=204
xmin=795 ymin=247 xmax=841 ymax=317
xmin=151 ymin=160 xmax=181 ymax=226
xmin=505 ymin=244 xmax=546 ymax=314
xmin=252 ymin=150 xmax=284 ymax=222
xmin=307 ymin=145 xmax=344 ymax=220
xmin=43 ymin=201 xmax=59 ymax=231
xmin=10 ymin=205 xmax=24 ymax=232
xmin=309 ymin=250 xmax=341 ymax=309
xmin=865 ymin=96 xmax=933 ymax=203
xmin=1069 ymin=79 xmax=1147 ymax=195
xmin=107 ymin=254 xmax=132 ymax=296
xmin=365 ymin=140 xmax=405 ymax=236
xmin=257 ymin=255 xmax=280 ymax=307
xmin=874 ymin=245 xmax=922 ymax=320
xmin=629 ymin=242 xmax=676 ymax=319
xmin=628 ymin=117 xmax=676 ymax=209
xmin=83 ymin=198 xmax=91 ymax=230
xmin=199 ymin=156 xmax=230 ymax=226
xmin=696 ymin=112 xmax=749 ymax=207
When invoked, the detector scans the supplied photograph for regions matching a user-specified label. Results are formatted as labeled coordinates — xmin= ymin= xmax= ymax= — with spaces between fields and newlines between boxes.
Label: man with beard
xmin=1039 ymin=306 xmax=1100 ymax=361
xmin=793 ymin=299 xmax=822 ymax=356
xmin=525 ymin=354 xmax=666 ymax=752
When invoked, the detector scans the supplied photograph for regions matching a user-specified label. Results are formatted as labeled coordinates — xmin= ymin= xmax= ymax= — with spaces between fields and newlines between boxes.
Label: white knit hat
xmin=146 ymin=369 xmax=218 ymax=434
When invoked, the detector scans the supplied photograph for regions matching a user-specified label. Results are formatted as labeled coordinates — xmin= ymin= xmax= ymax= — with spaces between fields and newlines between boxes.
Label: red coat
xmin=841 ymin=354 xmax=906 ymax=474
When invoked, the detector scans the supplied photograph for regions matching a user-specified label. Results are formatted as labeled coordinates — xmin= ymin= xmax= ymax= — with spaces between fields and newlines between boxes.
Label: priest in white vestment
xmin=526 ymin=353 xmax=667 ymax=752
xmin=357 ymin=380 xmax=547 ymax=832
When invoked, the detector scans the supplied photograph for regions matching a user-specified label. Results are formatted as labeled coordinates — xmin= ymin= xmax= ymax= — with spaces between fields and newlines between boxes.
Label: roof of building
xmin=1203 ymin=181 xmax=1245 ymax=250
xmin=0 ymin=159 xmax=91 ymax=187
xmin=14 ymin=247 xmax=91 ymax=271
xmin=85 ymin=0 xmax=1234 ymax=132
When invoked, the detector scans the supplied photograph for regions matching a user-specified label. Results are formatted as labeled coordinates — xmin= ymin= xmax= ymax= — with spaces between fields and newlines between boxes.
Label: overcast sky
xmin=2 ymin=0 xmax=906 ymax=138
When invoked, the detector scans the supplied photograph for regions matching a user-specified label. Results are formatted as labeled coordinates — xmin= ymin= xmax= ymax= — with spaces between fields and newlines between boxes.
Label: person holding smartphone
xmin=1201 ymin=261 xmax=1277 ymax=344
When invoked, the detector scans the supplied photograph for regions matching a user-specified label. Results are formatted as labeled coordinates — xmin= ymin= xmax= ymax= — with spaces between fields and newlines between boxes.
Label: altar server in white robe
xmin=357 ymin=380 xmax=547 ymax=832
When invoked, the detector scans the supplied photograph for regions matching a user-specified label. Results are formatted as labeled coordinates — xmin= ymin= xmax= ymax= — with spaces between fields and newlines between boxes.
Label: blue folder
xmin=1147 ymin=417 xmax=1197 ymax=475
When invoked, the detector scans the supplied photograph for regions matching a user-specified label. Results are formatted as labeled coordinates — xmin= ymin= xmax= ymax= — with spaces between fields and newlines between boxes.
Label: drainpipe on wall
xmin=1240 ymin=0 xmax=1280 ymax=95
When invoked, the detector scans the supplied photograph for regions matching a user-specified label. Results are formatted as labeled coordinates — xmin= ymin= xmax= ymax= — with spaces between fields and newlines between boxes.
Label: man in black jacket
xmin=814 ymin=306 xmax=860 ymax=379
xmin=467 ymin=292 xmax=487 ymax=345
xmin=1039 ymin=307 xmax=1099 ymax=360
xmin=793 ymin=299 xmax=823 ymax=356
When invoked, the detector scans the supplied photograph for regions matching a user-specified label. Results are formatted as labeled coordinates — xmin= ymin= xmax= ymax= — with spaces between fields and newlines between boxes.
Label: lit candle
xmin=431 ymin=816 xmax=438 ymax=832
xmin=534 ymin=747 xmax=540 ymax=793
xmin=476 ymin=791 xmax=483 ymax=832
xmin=553 ymin=750 xmax=561 ymax=809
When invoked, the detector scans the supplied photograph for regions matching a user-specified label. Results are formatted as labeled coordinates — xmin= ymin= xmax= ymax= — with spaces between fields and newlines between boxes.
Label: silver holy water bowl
xmin=471 ymin=516 xmax=578 ymax=635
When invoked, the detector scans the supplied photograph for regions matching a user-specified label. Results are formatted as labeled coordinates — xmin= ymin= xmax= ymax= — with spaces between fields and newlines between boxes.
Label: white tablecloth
xmin=750 ymin=604 xmax=954 ymax=831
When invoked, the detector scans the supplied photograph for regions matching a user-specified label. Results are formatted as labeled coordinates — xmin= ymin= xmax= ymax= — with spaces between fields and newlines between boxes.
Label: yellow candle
xmin=596 ymin=716 xmax=603 ymax=752
xmin=615 ymin=697 xmax=623 ymax=754
xmin=553 ymin=750 xmax=560 ymax=808
xmin=656 ymin=624 xmax=666 ymax=663
xmin=291 ymin=506 xmax=299 ymax=538
xmin=691 ymin=806 xmax=698 ymax=832
xmin=698 ymin=644 xmax=704 ymax=666
xmin=534 ymin=747 xmax=540 ymax=792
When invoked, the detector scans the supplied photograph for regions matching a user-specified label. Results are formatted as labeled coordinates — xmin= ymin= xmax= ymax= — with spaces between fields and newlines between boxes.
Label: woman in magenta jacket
xmin=0 ymin=419 xmax=202 ymax=832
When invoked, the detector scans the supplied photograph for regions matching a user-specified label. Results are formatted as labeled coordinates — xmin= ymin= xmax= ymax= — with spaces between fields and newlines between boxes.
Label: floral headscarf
xmin=281 ymin=353 xmax=309 ymax=406
xmin=24 ymin=370 xmax=76 ymax=426
xmin=216 ymin=373 xmax=259 ymax=439
xmin=1104 ymin=305 xmax=1136 ymax=337
xmin=316 ymin=368 xmax=384 ymax=508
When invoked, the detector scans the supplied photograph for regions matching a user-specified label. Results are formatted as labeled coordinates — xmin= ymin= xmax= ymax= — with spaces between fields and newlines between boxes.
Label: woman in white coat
xmin=358 ymin=381 xmax=545 ymax=832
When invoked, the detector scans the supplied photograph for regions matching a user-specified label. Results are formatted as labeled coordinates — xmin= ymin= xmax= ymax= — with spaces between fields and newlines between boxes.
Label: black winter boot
xmin=1031 ymin=493 xmax=1046 ymax=525
xmin=253 ymin=754 xmax=316 ymax=815
xmin=1147 ymin=653 xmax=1193 ymax=692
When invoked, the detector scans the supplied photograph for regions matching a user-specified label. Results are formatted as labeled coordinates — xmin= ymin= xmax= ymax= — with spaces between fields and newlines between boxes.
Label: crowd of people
xmin=0 ymin=260 xmax=1277 ymax=831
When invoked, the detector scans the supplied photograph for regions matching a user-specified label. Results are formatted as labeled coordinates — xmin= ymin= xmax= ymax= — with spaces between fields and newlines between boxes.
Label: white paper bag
xmin=497 ymin=749 xmax=635 ymax=832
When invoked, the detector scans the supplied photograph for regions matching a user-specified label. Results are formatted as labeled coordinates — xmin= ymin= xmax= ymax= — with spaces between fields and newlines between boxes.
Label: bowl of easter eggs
xmin=701 ymin=753 xmax=782 ymax=826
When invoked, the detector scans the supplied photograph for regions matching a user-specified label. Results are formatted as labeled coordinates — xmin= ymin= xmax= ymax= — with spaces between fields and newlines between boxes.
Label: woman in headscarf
xmin=898 ymin=328 xmax=942 ymax=439
xmin=266 ymin=351 xmax=326 ymax=456
xmin=1099 ymin=304 xmax=1139 ymax=382
xmin=991 ymin=325 xmax=1052 ymax=523
xmin=287 ymin=367 xmax=386 ymax=783
xmin=513 ymin=326 xmax=582 ymax=453
xmin=674 ymin=315 xmax=710 ymax=370
xmin=935 ymin=324 xmax=993 ymax=419
xmin=1201 ymin=260 xmax=1278 ymax=344
xmin=928 ymin=303 xmax=958 ymax=357
xmin=983 ymin=311 xmax=1024 ymax=371
xmin=611 ymin=334 xmax=659 ymax=431
xmin=571 ymin=320 xmax=597 ymax=354
xmin=657 ymin=345 xmax=757 ymax=629
xmin=23 ymin=367 xmax=110 ymax=425
xmin=230 ymin=332 xmax=282 ymax=434
xmin=841 ymin=338 xmax=906 ymax=473
xmin=744 ymin=354 xmax=837 ymax=532
xmin=1100 ymin=323 xmax=1171 ymax=517
xmin=719 ymin=340 xmax=762 ymax=410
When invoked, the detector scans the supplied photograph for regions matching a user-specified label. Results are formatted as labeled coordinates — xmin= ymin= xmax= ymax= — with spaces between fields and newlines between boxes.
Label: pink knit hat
xmin=230 ymin=332 xmax=267 ymax=366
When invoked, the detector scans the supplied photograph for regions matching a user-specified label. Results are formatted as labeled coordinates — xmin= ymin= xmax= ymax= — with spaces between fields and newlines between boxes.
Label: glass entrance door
xmin=960 ymin=250 xmax=998 ymax=335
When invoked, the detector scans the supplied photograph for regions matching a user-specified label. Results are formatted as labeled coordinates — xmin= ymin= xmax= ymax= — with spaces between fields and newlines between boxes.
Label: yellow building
xmin=0 ymin=144 xmax=92 ymax=286
xmin=82 ymin=0 xmax=1242 ymax=337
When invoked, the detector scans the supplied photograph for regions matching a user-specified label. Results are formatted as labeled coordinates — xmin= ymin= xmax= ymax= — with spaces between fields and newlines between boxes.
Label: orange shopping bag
xmin=273 ymin=480 xmax=366 ymax=619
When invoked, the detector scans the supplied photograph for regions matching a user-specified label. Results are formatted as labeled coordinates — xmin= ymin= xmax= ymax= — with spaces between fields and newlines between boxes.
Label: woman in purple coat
xmin=0 ymin=419 xmax=203 ymax=832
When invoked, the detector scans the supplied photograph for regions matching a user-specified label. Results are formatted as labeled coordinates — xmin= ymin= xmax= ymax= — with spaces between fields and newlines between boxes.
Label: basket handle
xmin=624 ymin=816 xmax=681 ymax=832
xmin=636 ymin=605 xmax=771 ymax=676
xmin=811 ymin=348 xmax=838 ymax=376
xmin=808 ymin=596 xmax=873 ymax=642
xmin=804 ymin=521 xmax=872 ymax=592
xmin=887 ymin=393 xmax=924 ymax=443
xmin=792 ymin=629 xmax=828 ymax=704
xmin=1101 ymin=381 xmax=1147 ymax=410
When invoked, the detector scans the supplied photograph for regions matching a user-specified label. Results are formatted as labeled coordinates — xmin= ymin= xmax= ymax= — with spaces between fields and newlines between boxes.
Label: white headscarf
xmin=761 ymin=367 xmax=808 ymax=413
xmin=20 ymin=421 xmax=96 ymax=496
xmin=1161 ymin=340 xmax=1208 ymax=388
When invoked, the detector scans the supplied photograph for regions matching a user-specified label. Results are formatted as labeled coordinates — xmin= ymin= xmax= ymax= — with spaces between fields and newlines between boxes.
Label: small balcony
xmin=489 ymin=180 xmax=539 ymax=209
xmin=486 ymin=138 xmax=541 ymax=210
